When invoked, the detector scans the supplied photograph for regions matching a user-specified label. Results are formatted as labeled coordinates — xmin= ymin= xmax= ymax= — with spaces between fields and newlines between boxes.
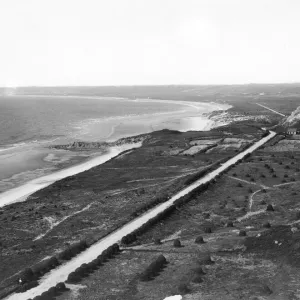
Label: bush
xmin=173 ymin=239 xmax=182 ymax=248
xmin=55 ymin=282 xmax=67 ymax=291
xmin=198 ymin=254 xmax=214 ymax=265
xmin=18 ymin=268 xmax=34 ymax=284
xmin=193 ymin=266 xmax=205 ymax=275
xmin=87 ymin=260 xmax=98 ymax=270
xmin=239 ymin=230 xmax=247 ymax=236
xmin=237 ymin=183 xmax=243 ymax=187
xmin=32 ymin=257 xmax=59 ymax=277
xmin=69 ymin=240 xmax=87 ymax=256
xmin=17 ymin=280 xmax=38 ymax=293
xmin=154 ymin=238 xmax=162 ymax=245
xmin=195 ymin=236 xmax=205 ymax=244
xmin=263 ymin=222 xmax=271 ymax=228
xmin=204 ymin=227 xmax=212 ymax=234
xmin=191 ymin=274 xmax=203 ymax=283
xmin=57 ymin=248 xmax=73 ymax=260
xmin=140 ymin=255 xmax=167 ymax=281
xmin=177 ymin=283 xmax=190 ymax=294
xmin=66 ymin=272 xmax=81 ymax=283
xmin=226 ymin=221 xmax=234 ymax=227
xmin=266 ymin=204 xmax=274 ymax=212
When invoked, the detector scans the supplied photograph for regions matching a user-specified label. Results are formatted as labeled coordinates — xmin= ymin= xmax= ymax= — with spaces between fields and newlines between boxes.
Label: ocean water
xmin=0 ymin=95 xmax=228 ymax=198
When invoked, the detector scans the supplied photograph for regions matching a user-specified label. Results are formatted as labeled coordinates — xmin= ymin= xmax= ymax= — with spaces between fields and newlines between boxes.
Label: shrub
xmin=66 ymin=272 xmax=81 ymax=283
xmin=198 ymin=254 xmax=214 ymax=265
xmin=263 ymin=222 xmax=271 ymax=228
xmin=239 ymin=230 xmax=247 ymax=236
xmin=203 ymin=212 xmax=210 ymax=219
xmin=193 ymin=266 xmax=206 ymax=275
xmin=173 ymin=239 xmax=182 ymax=248
xmin=57 ymin=248 xmax=73 ymax=260
xmin=18 ymin=268 xmax=34 ymax=284
xmin=177 ymin=283 xmax=190 ymax=294
xmin=87 ymin=260 xmax=98 ymax=270
xmin=191 ymin=274 xmax=203 ymax=283
xmin=32 ymin=257 xmax=59 ymax=277
xmin=140 ymin=255 xmax=167 ymax=281
xmin=226 ymin=221 xmax=234 ymax=227
xmin=237 ymin=183 xmax=243 ymax=187
xmin=266 ymin=204 xmax=274 ymax=211
xmin=195 ymin=236 xmax=205 ymax=244
xmin=17 ymin=280 xmax=38 ymax=293
xmin=69 ymin=240 xmax=87 ymax=256
xmin=284 ymin=174 xmax=288 ymax=178
xmin=272 ymin=174 xmax=277 ymax=178
xmin=47 ymin=286 xmax=57 ymax=297
xmin=55 ymin=282 xmax=67 ymax=291
xmin=204 ymin=227 xmax=212 ymax=234
xmin=154 ymin=238 xmax=162 ymax=245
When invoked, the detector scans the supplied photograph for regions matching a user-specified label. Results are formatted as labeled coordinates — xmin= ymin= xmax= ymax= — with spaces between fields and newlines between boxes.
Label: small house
xmin=287 ymin=128 xmax=300 ymax=135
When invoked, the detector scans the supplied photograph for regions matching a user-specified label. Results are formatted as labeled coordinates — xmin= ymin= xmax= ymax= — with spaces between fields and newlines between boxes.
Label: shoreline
xmin=0 ymin=98 xmax=231 ymax=207
xmin=0 ymin=142 xmax=142 ymax=208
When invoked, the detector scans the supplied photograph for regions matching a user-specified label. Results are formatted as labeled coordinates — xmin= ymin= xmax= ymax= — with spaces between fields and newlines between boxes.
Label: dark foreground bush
xmin=177 ymin=283 xmax=190 ymax=294
xmin=17 ymin=280 xmax=38 ymax=293
xmin=154 ymin=238 xmax=162 ymax=245
xmin=195 ymin=236 xmax=205 ymax=244
xmin=263 ymin=222 xmax=271 ymax=228
xmin=32 ymin=257 xmax=59 ymax=277
xmin=191 ymin=274 xmax=203 ymax=283
xmin=239 ymin=230 xmax=247 ymax=236
xmin=140 ymin=255 xmax=167 ymax=281
xmin=266 ymin=204 xmax=274 ymax=211
xmin=18 ymin=268 xmax=34 ymax=284
xmin=198 ymin=254 xmax=214 ymax=265
xmin=204 ymin=227 xmax=212 ymax=234
xmin=55 ymin=282 xmax=67 ymax=291
xmin=193 ymin=266 xmax=206 ymax=275
xmin=226 ymin=221 xmax=234 ymax=227
xmin=57 ymin=248 xmax=73 ymax=260
xmin=66 ymin=271 xmax=81 ymax=283
xmin=173 ymin=239 xmax=182 ymax=248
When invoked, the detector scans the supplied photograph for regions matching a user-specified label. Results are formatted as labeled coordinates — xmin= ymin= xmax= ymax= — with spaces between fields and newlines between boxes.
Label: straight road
xmin=256 ymin=103 xmax=286 ymax=117
xmin=6 ymin=131 xmax=277 ymax=300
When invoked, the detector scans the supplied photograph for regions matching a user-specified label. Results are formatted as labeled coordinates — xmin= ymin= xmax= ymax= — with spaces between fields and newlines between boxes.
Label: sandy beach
xmin=0 ymin=142 xmax=142 ymax=207
xmin=0 ymin=96 xmax=230 ymax=208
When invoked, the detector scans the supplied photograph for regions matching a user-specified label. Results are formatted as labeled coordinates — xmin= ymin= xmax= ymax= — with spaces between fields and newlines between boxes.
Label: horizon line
xmin=1 ymin=82 xmax=300 ymax=89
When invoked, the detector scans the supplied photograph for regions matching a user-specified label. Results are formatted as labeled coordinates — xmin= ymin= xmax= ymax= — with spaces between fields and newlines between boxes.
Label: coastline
xmin=0 ymin=142 xmax=142 ymax=208
xmin=0 ymin=98 xmax=231 ymax=207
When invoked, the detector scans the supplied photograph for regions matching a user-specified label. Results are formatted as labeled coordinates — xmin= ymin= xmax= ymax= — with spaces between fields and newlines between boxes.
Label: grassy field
xmin=55 ymin=133 xmax=300 ymax=300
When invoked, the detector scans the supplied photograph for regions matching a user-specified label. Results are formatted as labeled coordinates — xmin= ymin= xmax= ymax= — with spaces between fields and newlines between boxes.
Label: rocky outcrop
xmin=282 ymin=106 xmax=300 ymax=127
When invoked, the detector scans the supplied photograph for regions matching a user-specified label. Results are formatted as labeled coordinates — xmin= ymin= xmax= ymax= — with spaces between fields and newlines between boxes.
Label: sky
xmin=0 ymin=0 xmax=300 ymax=86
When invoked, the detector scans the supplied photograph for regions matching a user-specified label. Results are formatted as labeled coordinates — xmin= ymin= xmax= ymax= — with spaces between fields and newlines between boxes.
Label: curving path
xmin=5 ymin=131 xmax=276 ymax=300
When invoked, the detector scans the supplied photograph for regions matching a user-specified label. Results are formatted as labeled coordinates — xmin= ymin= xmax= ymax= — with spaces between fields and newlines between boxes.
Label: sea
xmin=0 ymin=95 xmax=229 ymax=204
